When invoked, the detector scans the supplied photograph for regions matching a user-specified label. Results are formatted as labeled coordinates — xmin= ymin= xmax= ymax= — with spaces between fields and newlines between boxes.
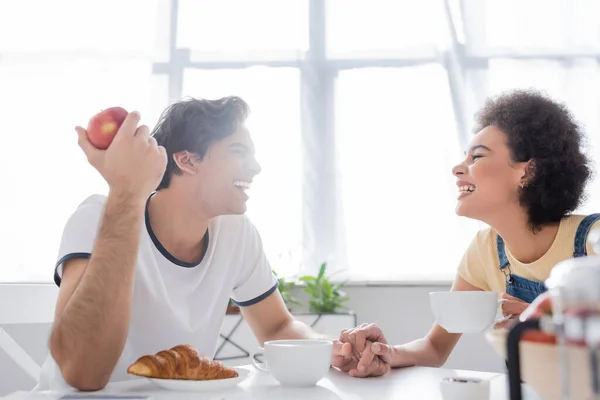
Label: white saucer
xmin=148 ymin=367 xmax=250 ymax=391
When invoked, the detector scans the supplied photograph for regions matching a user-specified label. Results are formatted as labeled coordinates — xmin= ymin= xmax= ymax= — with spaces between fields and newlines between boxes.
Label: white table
xmin=2 ymin=365 xmax=543 ymax=400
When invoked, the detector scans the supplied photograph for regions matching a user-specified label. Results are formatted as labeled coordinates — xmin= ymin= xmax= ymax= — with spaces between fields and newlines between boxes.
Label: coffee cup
xmin=251 ymin=339 xmax=333 ymax=386
xmin=430 ymin=291 xmax=509 ymax=333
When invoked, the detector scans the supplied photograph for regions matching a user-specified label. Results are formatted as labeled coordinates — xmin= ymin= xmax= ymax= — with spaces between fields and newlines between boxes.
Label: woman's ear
xmin=173 ymin=151 xmax=198 ymax=175
xmin=519 ymin=160 xmax=536 ymax=188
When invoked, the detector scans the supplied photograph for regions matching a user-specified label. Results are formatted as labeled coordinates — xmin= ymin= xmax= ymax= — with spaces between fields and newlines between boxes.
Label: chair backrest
xmin=0 ymin=283 xmax=58 ymax=381
xmin=0 ymin=284 xmax=57 ymax=325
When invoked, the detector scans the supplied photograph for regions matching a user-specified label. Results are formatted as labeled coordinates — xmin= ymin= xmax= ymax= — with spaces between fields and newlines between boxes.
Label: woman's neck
xmin=487 ymin=207 xmax=561 ymax=264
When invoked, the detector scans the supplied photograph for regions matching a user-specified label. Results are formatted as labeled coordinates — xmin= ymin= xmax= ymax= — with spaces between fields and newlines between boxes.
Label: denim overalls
xmin=497 ymin=213 xmax=600 ymax=303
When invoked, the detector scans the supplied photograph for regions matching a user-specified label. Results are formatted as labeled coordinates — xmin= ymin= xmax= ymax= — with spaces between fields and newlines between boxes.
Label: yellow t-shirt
xmin=458 ymin=214 xmax=600 ymax=293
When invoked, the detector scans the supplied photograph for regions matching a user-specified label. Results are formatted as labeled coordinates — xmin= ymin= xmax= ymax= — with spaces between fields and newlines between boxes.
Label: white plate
xmin=148 ymin=367 xmax=251 ymax=392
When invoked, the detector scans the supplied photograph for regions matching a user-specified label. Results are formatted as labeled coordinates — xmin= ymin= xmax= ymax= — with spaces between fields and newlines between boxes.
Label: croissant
xmin=127 ymin=344 xmax=238 ymax=380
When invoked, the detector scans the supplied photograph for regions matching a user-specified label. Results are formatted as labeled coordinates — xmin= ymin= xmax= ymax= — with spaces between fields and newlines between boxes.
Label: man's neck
xmin=487 ymin=206 xmax=560 ymax=264
xmin=147 ymin=188 xmax=211 ymax=264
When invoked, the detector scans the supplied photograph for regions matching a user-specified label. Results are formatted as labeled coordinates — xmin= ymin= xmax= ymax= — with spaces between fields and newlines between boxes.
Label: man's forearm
xmin=50 ymin=191 xmax=145 ymax=389
xmin=266 ymin=319 xmax=331 ymax=342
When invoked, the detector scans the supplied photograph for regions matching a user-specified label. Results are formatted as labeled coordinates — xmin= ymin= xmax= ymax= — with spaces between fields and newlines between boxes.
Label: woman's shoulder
xmin=562 ymin=214 xmax=600 ymax=255
xmin=560 ymin=213 xmax=600 ymax=233
xmin=456 ymin=226 xmax=502 ymax=291
xmin=473 ymin=225 xmax=499 ymax=249
xmin=462 ymin=226 xmax=501 ymax=263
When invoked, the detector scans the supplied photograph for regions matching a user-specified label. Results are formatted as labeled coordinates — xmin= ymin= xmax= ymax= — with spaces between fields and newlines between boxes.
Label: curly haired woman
xmin=338 ymin=89 xmax=600 ymax=376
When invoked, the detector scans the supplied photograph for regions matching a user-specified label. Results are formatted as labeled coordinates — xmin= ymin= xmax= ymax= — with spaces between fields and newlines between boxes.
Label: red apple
xmin=86 ymin=106 xmax=128 ymax=149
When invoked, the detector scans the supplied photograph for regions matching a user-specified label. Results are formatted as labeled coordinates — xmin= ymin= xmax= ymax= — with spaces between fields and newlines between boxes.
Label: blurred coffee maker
xmin=507 ymin=228 xmax=600 ymax=400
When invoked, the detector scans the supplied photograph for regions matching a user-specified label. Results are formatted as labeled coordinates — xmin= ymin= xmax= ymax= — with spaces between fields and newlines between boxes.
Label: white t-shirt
xmin=35 ymin=194 xmax=278 ymax=390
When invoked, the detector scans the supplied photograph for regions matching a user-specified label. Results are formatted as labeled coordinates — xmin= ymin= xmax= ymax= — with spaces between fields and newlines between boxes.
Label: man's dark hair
xmin=474 ymin=89 xmax=592 ymax=231
xmin=151 ymin=96 xmax=250 ymax=190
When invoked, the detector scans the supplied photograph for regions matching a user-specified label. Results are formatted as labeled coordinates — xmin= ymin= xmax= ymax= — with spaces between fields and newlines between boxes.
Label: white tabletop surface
xmin=2 ymin=365 xmax=543 ymax=400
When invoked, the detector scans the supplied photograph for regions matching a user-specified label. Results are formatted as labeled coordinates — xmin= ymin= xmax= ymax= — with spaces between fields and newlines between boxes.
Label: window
xmin=182 ymin=67 xmax=303 ymax=276
xmin=0 ymin=0 xmax=166 ymax=282
xmin=0 ymin=0 xmax=162 ymax=53
xmin=2 ymin=0 xmax=600 ymax=282
xmin=468 ymin=0 xmax=600 ymax=215
xmin=484 ymin=0 xmax=600 ymax=50
xmin=326 ymin=0 xmax=446 ymax=57
xmin=336 ymin=65 xmax=477 ymax=280
xmin=178 ymin=0 xmax=308 ymax=56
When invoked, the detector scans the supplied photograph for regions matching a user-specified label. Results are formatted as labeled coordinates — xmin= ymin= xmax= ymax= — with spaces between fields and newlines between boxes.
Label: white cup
xmin=440 ymin=377 xmax=490 ymax=400
xmin=430 ymin=291 xmax=509 ymax=333
xmin=251 ymin=339 xmax=333 ymax=386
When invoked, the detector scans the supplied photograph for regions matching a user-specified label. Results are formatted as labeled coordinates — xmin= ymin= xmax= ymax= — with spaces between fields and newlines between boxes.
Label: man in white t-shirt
xmin=37 ymin=97 xmax=389 ymax=391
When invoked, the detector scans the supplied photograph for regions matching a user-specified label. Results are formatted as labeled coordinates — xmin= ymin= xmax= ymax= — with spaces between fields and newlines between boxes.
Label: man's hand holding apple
xmin=76 ymin=109 xmax=167 ymax=203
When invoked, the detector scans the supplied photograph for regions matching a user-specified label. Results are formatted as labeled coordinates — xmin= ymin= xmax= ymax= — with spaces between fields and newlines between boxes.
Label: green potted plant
xmin=273 ymin=270 xmax=301 ymax=310
xmin=299 ymin=262 xmax=350 ymax=314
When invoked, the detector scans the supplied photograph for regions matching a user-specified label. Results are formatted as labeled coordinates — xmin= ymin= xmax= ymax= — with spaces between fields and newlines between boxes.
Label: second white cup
xmin=430 ymin=291 xmax=508 ymax=333
xmin=251 ymin=339 xmax=333 ymax=386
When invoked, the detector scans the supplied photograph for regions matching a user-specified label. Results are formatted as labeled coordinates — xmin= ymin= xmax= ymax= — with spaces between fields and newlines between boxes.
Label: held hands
xmin=333 ymin=323 xmax=393 ymax=378
xmin=76 ymin=111 xmax=167 ymax=203
xmin=336 ymin=295 xmax=533 ymax=376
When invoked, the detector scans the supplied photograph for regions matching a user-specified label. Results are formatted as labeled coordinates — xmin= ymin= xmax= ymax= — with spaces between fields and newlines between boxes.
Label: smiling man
xmin=36 ymin=97 xmax=371 ymax=391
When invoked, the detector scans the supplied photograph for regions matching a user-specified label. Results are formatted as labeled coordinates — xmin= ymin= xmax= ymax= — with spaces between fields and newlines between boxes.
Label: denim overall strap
xmin=573 ymin=213 xmax=600 ymax=258
xmin=497 ymin=234 xmax=510 ymax=271
xmin=497 ymin=234 xmax=547 ymax=303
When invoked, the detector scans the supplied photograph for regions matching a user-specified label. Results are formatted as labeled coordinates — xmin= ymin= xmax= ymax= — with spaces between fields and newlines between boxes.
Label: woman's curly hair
xmin=474 ymin=89 xmax=593 ymax=232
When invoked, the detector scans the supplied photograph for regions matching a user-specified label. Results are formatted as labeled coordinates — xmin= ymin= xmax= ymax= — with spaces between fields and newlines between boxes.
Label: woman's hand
xmin=494 ymin=293 xmax=530 ymax=329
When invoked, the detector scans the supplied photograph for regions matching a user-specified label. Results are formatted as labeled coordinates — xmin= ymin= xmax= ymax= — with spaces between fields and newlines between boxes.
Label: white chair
xmin=0 ymin=284 xmax=58 ymax=381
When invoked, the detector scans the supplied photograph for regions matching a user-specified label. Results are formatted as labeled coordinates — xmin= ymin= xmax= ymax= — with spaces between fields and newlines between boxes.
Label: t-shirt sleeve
xmin=585 ymin=219 xmax=600 ymax=256
xmin=457 ymin=230 xmax=492 ymax=291
xmin=54 ymin=195 xmax=105 ymax=287
xmin=231 ymin=218 xmax=278 ymax=307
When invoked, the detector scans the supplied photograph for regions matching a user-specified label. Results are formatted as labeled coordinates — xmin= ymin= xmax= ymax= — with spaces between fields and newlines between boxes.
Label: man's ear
xmin=173 ymin=151 xmax=199 ymax=175
xmin=519 ymin=159 xmax=536 ymax=188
